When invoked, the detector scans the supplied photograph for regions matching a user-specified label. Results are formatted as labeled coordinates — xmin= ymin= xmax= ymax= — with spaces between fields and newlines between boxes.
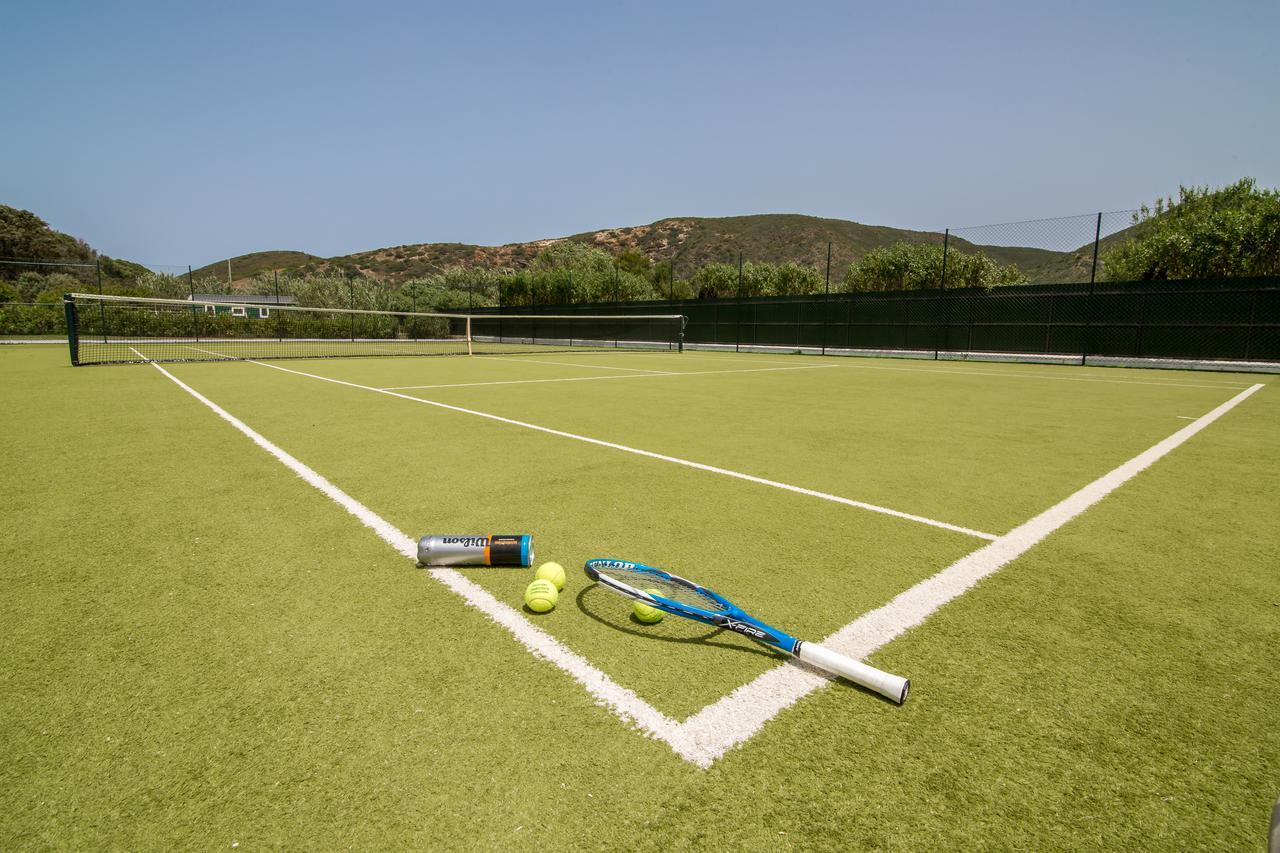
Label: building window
xmin=231 ymin=306 xmax=247 ymax=317
xmin=258 ymin=307 xmax=271 ymax=319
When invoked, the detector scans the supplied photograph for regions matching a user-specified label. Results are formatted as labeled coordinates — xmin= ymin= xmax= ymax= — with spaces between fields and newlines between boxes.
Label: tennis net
xmin=63 ymin=293 xmax=685 ymax=365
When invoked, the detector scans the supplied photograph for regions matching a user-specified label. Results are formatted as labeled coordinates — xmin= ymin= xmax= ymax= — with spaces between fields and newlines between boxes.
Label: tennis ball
xmin=535 ymin=561 xmax=566 ymax=591
xmin=632 ymin=589 xmax=664 ymax=624
xmin=524 ymin=578 xmax=558 ymax=613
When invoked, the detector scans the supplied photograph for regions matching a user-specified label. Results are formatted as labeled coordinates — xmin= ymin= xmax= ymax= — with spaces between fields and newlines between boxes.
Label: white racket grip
xmin=796 ymin=642 xmax=909 ymax=704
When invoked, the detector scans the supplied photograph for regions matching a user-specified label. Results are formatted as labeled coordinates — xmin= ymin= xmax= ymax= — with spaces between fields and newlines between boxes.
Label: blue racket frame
xmin=584 ymin=558 xmax=800 ymax=651
xmin=583 ymin=558 xmax=910 ymax=703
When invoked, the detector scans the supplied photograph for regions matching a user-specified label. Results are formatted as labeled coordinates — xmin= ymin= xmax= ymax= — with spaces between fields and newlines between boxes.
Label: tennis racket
xmin=584 ymin=559 xmax=909 ymax=703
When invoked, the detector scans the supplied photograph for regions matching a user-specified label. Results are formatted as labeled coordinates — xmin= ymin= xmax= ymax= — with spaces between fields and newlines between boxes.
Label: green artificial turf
xmin=1 ymin=345 xmax=1276 ymax=850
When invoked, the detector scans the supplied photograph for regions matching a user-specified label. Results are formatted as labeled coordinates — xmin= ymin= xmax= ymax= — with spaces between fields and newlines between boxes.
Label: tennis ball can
xmin=416 ymin=534 xmax=534 ymax=567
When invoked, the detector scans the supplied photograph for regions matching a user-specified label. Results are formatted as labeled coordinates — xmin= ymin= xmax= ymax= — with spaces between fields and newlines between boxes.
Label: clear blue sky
xmin=2 ymin=0 xmax=1276 ymax=267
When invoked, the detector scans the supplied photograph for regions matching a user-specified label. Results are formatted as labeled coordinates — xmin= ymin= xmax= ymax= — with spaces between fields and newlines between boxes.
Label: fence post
xmin=1083 ymin=212 xmax=1102 ymax=365
xmin=348 ymin=277 xmax=355 ymax=341
xmin=736 ymin=252 xmax=743 ymax=352
xmin=966 ymin=286 xmax=976 ymax=353
xmin=1244 ymin=285 xmax=1259 ymax=360
xmin=937 ymin=229 xmax=949 ymax=359
xmin=846 ymin=294 xmax=853 ymax=350
xmin=823 ymin=241 xmax=831 ymax=355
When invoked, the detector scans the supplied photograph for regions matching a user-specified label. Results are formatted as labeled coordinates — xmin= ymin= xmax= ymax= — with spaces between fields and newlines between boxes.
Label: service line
xmin=381 ymin=362 xmax=839 ymax=391
xmin=483 ymin=355 xmax=671 ymax=374
xmin=246 ymin=359 xmax=996 ymax=540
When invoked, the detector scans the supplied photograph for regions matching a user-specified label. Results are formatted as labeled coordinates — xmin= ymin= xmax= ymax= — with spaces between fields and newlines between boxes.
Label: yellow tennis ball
xmin=632 ymin=589 xmax=664 ymax=624
xmin=524 ymin=578 xmax=558 ymax=613
xmin=535 ymin=561 xmax=566 ymax=591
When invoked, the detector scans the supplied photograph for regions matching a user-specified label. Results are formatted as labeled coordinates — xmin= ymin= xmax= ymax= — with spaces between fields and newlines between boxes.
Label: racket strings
xmin=597 ymin=566 xmax=728 ymax=614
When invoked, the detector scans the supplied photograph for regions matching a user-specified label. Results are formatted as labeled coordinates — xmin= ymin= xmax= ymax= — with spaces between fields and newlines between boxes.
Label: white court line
xmin=1176 ymin=415 xmax=1197 ymax=420
xmin=810 ymin=359 xmax=1250 ymax=391
xmin=130 ymin=350 xmax=686 ymax=752
xmin=180 ymin=344 xmax=234 ymax=359
xmin=244 ymin=359 xmax=996 ymax=540
xmin=598 ymin=350 xmax=1254 ymax=388
xmin=134 ymin=346 xmax=1264 ymax=768
xmin=673 ymin=381 xmax=1264 ymax=765
xmin=484 ymin=355 xmax=669 ymax=374
xmin=675 ymin=379 xmax=1264 ymax=758
xmin=380 ymin=363 xmax=838 ymax=391
xmin=606 ymin=351 xmax=800 ymax=368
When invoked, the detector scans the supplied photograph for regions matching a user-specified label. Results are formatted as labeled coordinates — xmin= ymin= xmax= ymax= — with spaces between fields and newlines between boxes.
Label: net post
xmin=466 ymin=315 xmax=473 ymax=356
xmin=63 ymin=294 xmax=80 ymax=365
xmin=95 ymin=259 xmax=106 ymax=343
xmin=274 ymin=271 xmax=283 ymax=342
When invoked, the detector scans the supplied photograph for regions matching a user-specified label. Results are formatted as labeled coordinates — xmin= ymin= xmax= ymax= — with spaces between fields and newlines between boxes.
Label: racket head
xmin=583 ymin=559 xmax=737 ymax=622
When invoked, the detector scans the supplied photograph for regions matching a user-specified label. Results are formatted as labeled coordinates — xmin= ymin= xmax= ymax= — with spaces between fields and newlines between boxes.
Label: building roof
xmin=189 ymin=294 xmax=298 ymax=305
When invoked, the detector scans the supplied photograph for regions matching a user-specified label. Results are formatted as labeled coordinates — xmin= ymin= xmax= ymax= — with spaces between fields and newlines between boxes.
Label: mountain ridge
xmin=204 ymin=213 xmax=1113 ymax=287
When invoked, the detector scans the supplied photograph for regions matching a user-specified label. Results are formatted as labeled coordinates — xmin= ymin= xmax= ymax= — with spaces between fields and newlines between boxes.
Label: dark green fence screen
xmin=494 ymin=277 xmax=1280 ymax=363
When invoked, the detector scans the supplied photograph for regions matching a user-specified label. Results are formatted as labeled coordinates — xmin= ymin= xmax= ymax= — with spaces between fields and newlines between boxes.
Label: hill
xmin=0 ymin=205 xmax=150 ymax=286
xmin=190 ymin=251 xmax=320 ymax=288
xmin=261 ymin=213 xmax=1109 ymax=286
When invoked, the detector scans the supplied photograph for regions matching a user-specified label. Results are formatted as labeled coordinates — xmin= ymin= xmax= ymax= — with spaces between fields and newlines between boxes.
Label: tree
xmin=771 ymin=262 xmax=823 ymax=295
xmin=613 ymin=248 xmax=650 ymax=276
xmin=689 ymin=263 xmax=739 ymax=298
xmin=0 ymin=206 xmax=96 ymax=280
xmin=1101 ymin=178 xmax=1280 ymax=280
xmin=843 ymin=243 xmax=1025 ymax=292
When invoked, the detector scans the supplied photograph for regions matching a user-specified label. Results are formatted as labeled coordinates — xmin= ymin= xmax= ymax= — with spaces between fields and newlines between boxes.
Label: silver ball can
xmin=416 ymin=534 xmax=534 ymax=567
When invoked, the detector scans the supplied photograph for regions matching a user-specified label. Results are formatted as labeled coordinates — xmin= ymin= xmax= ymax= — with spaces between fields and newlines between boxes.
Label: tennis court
xmin=2 ymin=339 xmax=1277 ymax=848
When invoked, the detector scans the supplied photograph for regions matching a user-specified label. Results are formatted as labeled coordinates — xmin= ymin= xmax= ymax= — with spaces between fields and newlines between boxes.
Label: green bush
xmin=1101 ymin=178 xmax=1280 ymax=280
xmin=0 ymin=302 xmax=66 ymax=335
xmin=843 ymin=243 xmax=1025 ymax=292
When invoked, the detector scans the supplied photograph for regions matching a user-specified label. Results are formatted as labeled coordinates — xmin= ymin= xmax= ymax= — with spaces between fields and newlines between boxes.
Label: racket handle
xmin=796 ymin=642 xmax=909 ymax=704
